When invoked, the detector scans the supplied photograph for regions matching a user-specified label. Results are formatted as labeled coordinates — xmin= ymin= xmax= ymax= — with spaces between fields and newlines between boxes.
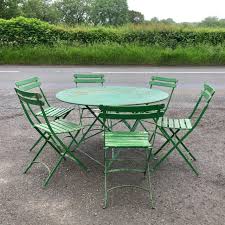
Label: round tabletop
xmin=56 ymin=86 xmax=169 ymax=106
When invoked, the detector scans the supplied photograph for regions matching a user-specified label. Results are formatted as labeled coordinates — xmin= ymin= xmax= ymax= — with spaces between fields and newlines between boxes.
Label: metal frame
xmin=149 ymin=76 xmax=178 ymax=113
xmin=153 ymin=84 xmax=215 ymax=175
xmin=99 ymin=104 xmax=165 ymax=208
xmin=73 ymin=74 xmax=105 ymax=133
xmin=115 ymin=76 xmax=177 ymax=133
xmin=15 ymin=88 xmax=87 ymax=187
xmin=15 ymin=77 xmax=73 ymax=152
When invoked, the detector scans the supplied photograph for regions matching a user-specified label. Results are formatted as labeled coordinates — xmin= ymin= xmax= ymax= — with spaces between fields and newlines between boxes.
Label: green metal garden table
xmin=56 ymin=86 xmax=169 ymax=165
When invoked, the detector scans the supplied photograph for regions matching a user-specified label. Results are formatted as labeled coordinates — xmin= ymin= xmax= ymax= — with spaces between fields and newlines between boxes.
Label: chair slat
xmin=201 ymin=90 xmax=211 ymax=101
xmin=204 ymin=83 xmax=215 ymax=95
xmin=54 ymin=108 xmax=71 ymax=117
xmin=163 ymin=117 xmax=168 ymax=127
xmin=184 ymin=119 xmax=192 ymax=129
xmin=74 ymin=74 xmax=104 ymax=79
xmin=179 ymin=119 xmax=186 ymax=129
xmin=47 ymin=108 xmax=62 ymax=117
xmin=100 ymin=112 xmax=164 ymax=120
xmin=149 ymin=81 xmax=176 ymax=88
xmin=99 ymin=104 xmax=165 ymax=113
xmin=18 ymin=95 xmax=44 ymax=106
xmin=74 ymin=74 xmax=105 ymax=84
xmin=174 ymin=119 xmax=180 ymax=129
xmin=169 ymin=119 xmax=174 ymax=128
xmin=15 ymin=77 xmax=39 ymax=86
xmin=152 ymin=76 xmax=177 ymax=83
xmin=36 ymin=107 xmax=55 ymax=116
xmin=19 ymin=81 xmax=41 ymax=91
xmin=74 ymin=78 xmax=104 ymax=83
xmin=15 ymin=88 xmax=42 ymax=98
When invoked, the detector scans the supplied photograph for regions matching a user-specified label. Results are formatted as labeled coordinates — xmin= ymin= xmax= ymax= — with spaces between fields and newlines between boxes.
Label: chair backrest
xmin=149 ymin=76 xmax=178 ymax=112
xmin=189 ymin=83 xmax=215 ymax=128
xmin=15 ymin=77 xmax=50 ymax=106
xmin=99 ymin=104 xmax=165 ymax=131
xmin=15 ymin=87 xmax=45 ymax=126
xmin=15 ymin=88 xmax=67 ymax=147
xmin=73 ymin=74 xmax=105 ymax=87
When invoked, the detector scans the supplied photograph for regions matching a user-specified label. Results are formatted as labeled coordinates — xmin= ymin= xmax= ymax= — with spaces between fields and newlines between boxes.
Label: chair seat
xmin=35 ymin=119 xmax=83 ymax=134
xmin=157 ymin=117 xmax=192 ymax=130
xmin=104 ymin=131 xmax=151 ymax=148
xmin=36 ymin=106 xmax=73 ymax=118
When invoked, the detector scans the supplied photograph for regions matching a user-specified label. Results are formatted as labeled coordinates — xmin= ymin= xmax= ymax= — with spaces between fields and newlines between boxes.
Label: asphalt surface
xmin=0 ymin=66 xmax=225 ymax=225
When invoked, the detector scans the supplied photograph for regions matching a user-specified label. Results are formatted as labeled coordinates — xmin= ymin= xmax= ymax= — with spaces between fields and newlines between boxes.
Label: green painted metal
xmin=104 ymin=131 xmax=151 ymax=148
xmin=154 ymin=83 xmax=215 ymax=175
xmin=55 ymin=87 xmax=168 ymax=168
xmin=73 ymin=73 xmax=105 ymax=87
xmin=15 ymin=77 xmax=74 ymax=152
xmin=15 ymin=87 xmax=87 ymax=187
xmin=137 ymin=75 xmax=178 ymax=135
xmin=15 ymin=76 xmax=73 ymax=118
xmin=56 ymin=86 xmax=169 ymax=106
xmin=100 ymin=104 xmax=165 ymax=208
xmin=149 ymin=76 xmax=178 ymax=112
xmin=73 ymin=74 xmax=105 ymax=132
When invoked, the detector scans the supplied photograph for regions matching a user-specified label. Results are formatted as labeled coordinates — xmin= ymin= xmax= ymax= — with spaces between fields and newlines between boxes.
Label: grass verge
xmin=0 ymin=44 xmax=225 ymax=65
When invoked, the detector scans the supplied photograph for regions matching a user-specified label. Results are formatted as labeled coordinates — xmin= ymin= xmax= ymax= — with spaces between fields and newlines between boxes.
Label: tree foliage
xmin=1 ymin=0 xmax=225 ymax=28
xmin=0 ymin=0 xmax=22 ymax=19
xmin=55 ymin=0 xmax=92 ymax=24
xmin=200 ymin=17 xmax=225 ymax=28
xmin=21 ymin=0 xmax=59 ymax=23
xmin=90 ymin=0 xmax=129 ymax=25
xmin=128 ymin=10 xmax=144 ymax=24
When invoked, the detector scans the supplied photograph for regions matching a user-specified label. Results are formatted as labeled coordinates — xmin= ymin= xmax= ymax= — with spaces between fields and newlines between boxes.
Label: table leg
xmin=73 ymin=105 xmax=107 ymax=167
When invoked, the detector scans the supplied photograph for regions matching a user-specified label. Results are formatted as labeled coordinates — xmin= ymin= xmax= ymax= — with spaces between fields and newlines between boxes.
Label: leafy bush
xmin=0 ymin=17 xmax=225 ymax=47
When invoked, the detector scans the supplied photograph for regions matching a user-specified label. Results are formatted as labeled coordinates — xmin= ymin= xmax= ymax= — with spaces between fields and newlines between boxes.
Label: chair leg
xmin=43 ymin=150 xmax=66 ymax=187
xmin=175 ymin=147 xmax=199 ymax=176
xmin=43 ymin=144 xmax=87 ymax=187
xmin=29 ymin=135 xmax=43 ymax=152
xmin=80 ymin=108 xmax=85 ymax=136
xmin=145 ymin=148 xmax=155 ymax=209
xmin=171 ymin=130 xmax=196 ymax=161
xmin=154 ymin=127 xmax=199 ymax=176
xmin=24 ymin=137 xmax=49 ymax=173
xmin=154 ymin=129 xmax=179 ymax=156
xmin=103 ymin=148 xmax=109 ymax=209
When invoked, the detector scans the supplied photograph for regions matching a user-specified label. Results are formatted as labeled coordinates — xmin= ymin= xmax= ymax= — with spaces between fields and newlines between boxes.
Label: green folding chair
xmin=153 ymin=84 xmax=215 ymax=175
xmin=15 ymin=88 xmax=87 ymax=187
xmin=149 ymin=76 xmax=178 ymax=113
xmin=99 ymin=104 xmax=165 ymax=208
xmin=15 ymin=77 xmax=74 ymax=151
xmin=73 ymin=73 xmax=105 ymax=129
xmin=135 ymin=76 xmax=178 ymax=133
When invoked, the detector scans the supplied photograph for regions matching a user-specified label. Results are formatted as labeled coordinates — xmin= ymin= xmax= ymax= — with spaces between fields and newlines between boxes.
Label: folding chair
xmin=99 ymin=104 xmax=165 ymax=208
xmin=15 ymin=77 xmax=74 ymax=151
xmin=15 ymin=88 xmax=87 ymax=187
xmin=134 ymin=76 xmax=178 ymax=133
xmin=73 ymin=73 xmax=105 ymax=129
xmin=153 ymin=84 xmax=215 ymax=175
xmin=149 ymin=76 xmax=178 ymax=113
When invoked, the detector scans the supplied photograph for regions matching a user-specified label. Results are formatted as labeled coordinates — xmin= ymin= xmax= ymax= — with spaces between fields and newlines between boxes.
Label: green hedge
xmin=1 ymin=17 xmax=225 ymax=47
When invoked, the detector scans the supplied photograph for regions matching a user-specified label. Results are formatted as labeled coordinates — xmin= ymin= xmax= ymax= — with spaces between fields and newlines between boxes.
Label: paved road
xmin=1 ymin=66 xmax=225 ymax=91
xmin=0 ymin=66 xmax=225 ymax=225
